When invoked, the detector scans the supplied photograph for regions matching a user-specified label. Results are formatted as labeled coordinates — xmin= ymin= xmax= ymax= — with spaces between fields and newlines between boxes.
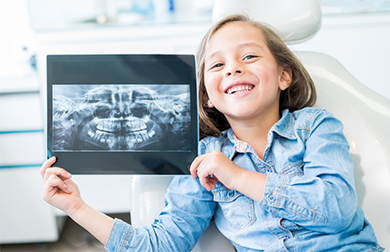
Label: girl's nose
xmin=225 ymin=62 xmax=244 ymax=77
xmin=226 ymin=69 xmax=242 ymax=77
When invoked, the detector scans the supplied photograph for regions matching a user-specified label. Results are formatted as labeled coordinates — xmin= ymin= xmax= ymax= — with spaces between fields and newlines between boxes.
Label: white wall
xmin=291 ymin=12 xmax=390 ymax=100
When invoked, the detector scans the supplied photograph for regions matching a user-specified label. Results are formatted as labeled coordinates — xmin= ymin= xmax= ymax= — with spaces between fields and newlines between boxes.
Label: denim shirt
xmin=105 ymin=108 xmax=383 ymax=252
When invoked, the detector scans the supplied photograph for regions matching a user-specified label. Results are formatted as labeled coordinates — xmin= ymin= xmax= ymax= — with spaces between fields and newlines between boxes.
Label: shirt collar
xmin=226 ymin=109 xmax=297 ymax=152
xmin=270 ymin=109 xmax=297 ymax=140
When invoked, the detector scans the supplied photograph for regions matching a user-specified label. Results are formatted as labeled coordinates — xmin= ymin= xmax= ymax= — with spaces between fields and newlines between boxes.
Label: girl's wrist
xmin=66 ymin=199 xmax=87 ymax=218
xmin=236 ymin=169 xmax=266 ymax=202
xmin=67 ymin=201 xmax=115 ymax=245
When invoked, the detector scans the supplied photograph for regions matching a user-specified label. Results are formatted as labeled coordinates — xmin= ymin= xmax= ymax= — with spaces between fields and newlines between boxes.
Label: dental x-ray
xmin=53 ymin=84 xmax=191 ymax=151
xmin=47 ymin=55 xmax=198 ymax=174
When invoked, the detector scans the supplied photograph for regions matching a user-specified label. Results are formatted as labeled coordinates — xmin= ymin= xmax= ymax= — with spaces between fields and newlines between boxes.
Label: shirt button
xmin=266 ymin=168 xmax=271 ymax=173
xmin=268 ymin=195 xmax=276 ymax=202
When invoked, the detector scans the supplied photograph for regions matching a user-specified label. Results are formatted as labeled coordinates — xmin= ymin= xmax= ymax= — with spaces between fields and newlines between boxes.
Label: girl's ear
xmin=207 ymin=99 xmax=214 ymax=108
xmin=202 ymin=92 xmax=214 ymax=108
xmin=279 ymin=66 xmax=292 ymax=90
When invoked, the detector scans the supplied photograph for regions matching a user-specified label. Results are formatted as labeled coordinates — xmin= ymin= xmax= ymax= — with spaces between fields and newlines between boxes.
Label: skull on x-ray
xmin=52 ymin=85 xmax=191 ymax=151
xmin=52 ymin=96 xmax=77 ymax=150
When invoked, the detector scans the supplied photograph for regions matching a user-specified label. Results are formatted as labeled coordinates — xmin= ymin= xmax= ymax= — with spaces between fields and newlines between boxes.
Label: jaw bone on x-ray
xmin=52 ymin=84 xmax=191 ymax=152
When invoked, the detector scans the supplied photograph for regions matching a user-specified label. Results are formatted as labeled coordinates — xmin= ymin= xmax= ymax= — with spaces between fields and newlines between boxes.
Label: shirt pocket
xmin=213 ymin=184 xmax=256 ymax=231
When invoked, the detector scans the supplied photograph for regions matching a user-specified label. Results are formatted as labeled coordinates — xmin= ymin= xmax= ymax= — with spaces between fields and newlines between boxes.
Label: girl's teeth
xmin=227 ymin=85 xmax=252 ymax=94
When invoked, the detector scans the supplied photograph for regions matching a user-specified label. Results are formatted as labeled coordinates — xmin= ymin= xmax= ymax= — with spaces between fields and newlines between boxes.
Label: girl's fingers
xmin=198 ymin=177 xmax=216 ymax=191
xmin=43 ymin=174 xmax=72 ymax=200
xmin=190 ymin=154 xmax=207 ymax=179
xmin=198 ymin=176 xmax=210 ymax=190
xmin=190 ymin=153 xmax=220 ymax=190
xmin=196 ymin=165 xmax=218 ymax=191
xmin=43 ymin=167 xmax=72 ymax=184
xmin=209 ymin=177 xmax=219 ymax=185
xmin=40 ymin=157 xmax=57 ymax=178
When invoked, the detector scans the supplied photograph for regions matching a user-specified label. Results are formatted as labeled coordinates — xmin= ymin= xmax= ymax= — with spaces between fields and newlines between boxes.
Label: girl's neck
xmin=229 ymin=110 xmax=280 ymax=158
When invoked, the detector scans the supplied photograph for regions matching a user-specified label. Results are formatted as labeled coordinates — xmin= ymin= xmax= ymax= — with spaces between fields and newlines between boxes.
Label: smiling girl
xmin=41 ymin=14 xmax=383 ymax=252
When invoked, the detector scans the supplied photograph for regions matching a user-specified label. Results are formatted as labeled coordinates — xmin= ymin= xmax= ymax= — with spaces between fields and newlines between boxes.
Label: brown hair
xmin=197 ymin=14 xmax=316 ymax=139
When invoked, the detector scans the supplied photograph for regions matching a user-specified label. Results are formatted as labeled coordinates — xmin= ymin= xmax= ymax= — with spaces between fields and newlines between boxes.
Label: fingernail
xmin=64 ymin=184 xmax=72 ymax=193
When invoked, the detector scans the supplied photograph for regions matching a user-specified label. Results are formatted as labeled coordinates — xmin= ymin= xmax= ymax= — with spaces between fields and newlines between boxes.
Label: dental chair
xmin=129 ymin=0 xmax=390 ymax=250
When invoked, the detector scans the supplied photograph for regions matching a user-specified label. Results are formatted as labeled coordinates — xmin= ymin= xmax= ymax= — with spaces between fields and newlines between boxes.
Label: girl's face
xmin=204 ymin=22 xmax=291 ymax=124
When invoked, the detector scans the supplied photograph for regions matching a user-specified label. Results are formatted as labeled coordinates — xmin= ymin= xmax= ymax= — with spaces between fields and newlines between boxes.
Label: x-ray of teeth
xmin=52 ymin=84 xmax=191 ymax=151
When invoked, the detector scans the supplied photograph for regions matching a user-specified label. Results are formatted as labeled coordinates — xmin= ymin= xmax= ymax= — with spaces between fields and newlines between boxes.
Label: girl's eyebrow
xmin=205 ymin=42 xmax=265 ymax=62
xmin=238 ymin=42 xmax=265 ymax=51
xmin=205 ymin=50 xmax=222 ymax=63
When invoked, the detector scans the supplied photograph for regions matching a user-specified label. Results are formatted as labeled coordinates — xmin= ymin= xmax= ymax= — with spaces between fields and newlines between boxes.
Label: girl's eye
xmin=243 ymin=55 xmax=257 ymax=60
xmin=211 ymin=63 xmax=224 ymax=69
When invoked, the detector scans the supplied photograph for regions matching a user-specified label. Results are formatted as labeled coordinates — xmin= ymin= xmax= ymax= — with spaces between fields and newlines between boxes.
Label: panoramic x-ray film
xmin=53 ymin=84 xmax=191 ymax=151
xmin=47 ymin=55 xmax=198 ymax=174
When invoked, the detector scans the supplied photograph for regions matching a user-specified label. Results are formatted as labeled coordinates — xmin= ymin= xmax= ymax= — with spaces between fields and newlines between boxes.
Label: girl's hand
xmin=40 ymin=157 xmax=84 ymax=216
xmin=190 ymin=150 xmax=243 ymax=191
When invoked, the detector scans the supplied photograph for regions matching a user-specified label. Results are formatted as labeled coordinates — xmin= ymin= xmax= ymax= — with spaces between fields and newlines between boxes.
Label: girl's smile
xmin=225 ymin=82 xmax=255 ymax=95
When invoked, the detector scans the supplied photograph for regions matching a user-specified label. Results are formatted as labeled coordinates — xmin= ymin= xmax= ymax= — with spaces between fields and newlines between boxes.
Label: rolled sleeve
xmin=261 ymin=173 xmax=327 ymax=224
xmin=105 ymin=176 xmax=215 ymax=252
xmin=105 ymin=219 xmax=133 ymax=252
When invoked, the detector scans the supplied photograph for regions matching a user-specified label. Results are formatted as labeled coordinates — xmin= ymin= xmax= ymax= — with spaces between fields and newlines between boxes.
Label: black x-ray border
xmin=47 ymin=54 xmax=198 ymax=174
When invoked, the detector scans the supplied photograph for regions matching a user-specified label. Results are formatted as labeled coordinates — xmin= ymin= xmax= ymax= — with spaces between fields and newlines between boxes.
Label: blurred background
xmin=0 ymin=0 xmax=389 ymax=251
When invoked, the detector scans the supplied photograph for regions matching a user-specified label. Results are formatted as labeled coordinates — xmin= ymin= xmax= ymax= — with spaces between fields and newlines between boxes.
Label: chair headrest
xmin=212 ymin=0 xmax=322 ymax=44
